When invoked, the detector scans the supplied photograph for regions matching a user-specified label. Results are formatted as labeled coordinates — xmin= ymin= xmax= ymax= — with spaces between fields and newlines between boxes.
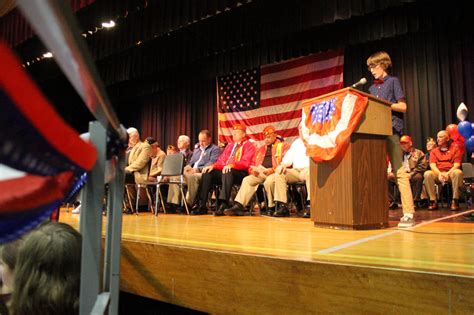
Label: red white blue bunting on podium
xmin=0 ymin=41 xmax=97 ymax=244
xmin=301 ymin=89 xmax=368 ymax=162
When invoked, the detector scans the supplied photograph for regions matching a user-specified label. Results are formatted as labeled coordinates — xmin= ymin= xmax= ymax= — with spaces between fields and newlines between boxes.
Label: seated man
xmin=195 ymin=124 xmax=256 ymax=216
xmin=223 ymin=125 xmax=289 ymax=216
xmin=424 ymin=130 xmax=464 ymax=210
xmin=123 ymin=128 xmax=152 ymax=213
xmin=177 ymin=134 xmax=193 ymax=164
xmin=388 ymin=135 xmax=427 ymax=209
xmin=264 ymin=123 xmax=310 ymax=217
xmin=166 ymin=135 xmax=193 ymax=211
xmin=147 ymin=137 xmax=166 ymax=181
xmin=125 ymin=130 xmax=152 ymax=184
xmin=168 ymin=130 xmax=221 ymax=214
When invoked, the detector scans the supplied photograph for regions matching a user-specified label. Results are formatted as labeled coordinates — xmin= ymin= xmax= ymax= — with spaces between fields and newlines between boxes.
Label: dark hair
xmin=10 ymin=222 xmax=82 ymax=315
xmin=199 ymin=129 xmax=211 ymax=138
xmin=167 ymin=144 xmax=178 ymax=151
xmin=146 ymin=137 xmax=157 ymax=145
xmin=1 ymin=238 xmax=23 ymax=271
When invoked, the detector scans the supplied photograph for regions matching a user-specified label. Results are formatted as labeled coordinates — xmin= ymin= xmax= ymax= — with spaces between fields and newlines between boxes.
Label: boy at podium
xmin=367 ymin=51 xmax=415 ymax=228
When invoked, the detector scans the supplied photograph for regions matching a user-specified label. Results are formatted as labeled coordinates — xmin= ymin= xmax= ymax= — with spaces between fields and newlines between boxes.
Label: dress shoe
xmin=166 ymin=203 xmax=178 ymax=214
xmin=191 ymin=205 xmax=208 ymax=215
xmin=463 ymin=212 xmax=474 ymax=220
xmin=274 ymin=202 xmax=290 ymax=217
xmin=302 ymin=204 xmax=310 ymax=218
xmin=123 ymin=208 xmax=134 ymax=215
xmin=415 ymin=199 xmax=428 ymax=209
xmin=214 ymin=209 xmax=225 ymax=216
xmin=450 ymin=199 xmax=460 ymax=211
xmin=224 ymin=202 xmax=245 ymax=216
xmin=388 ymin=202 xmax=398 ymax=209
xmin=428 ymin=201 xmax=438 ymax=210
xmin=265 ymin=206 xmax=275 ymax=216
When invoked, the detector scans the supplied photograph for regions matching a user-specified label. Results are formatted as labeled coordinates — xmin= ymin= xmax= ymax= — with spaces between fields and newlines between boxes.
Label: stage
xmin=60 ymin=207 xmax=474 ymax=313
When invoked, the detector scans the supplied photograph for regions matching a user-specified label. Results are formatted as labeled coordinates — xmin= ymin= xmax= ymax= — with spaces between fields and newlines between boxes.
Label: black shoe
xmin=274 ymin=202 xmax=290 ymax=217
xmin=267 ymin=206 xmax=275 ymax=216
xmin=415 ymin=199 xmax=430 ymax=209
xmin=262 ymin=206 xmax=275 ymax=216
xmin=166 ymin=203 xmax=178 ymax=214
xmin=463 ymin=212 xmax=474 ymax=220
xmin=389 ymin=202 xmax=398 ymax=209
xmin=224 ymin=203 xmax=245 ymax=216
xmin=428 ymin=201 xmax=438 ymax=210
xmin=191 ymin=205 xmax=208 ymax=215
xmin=303 ymin=204 xmax=310 ymax=218
xmin=191 ymin=202 xmax=200 ymax=211
xmin=214 ymin=209 xmax=225 ymax=216
xmin=217 ymin=201 xmax=228 ymax=212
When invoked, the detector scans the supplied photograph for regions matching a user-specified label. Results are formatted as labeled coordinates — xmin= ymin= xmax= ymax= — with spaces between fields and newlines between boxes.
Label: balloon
xmin=456 ymin=102 xmax=468 ymax=121
xmin=465 ymin=136 xmax=474 ymax=153
xmin=446 ymin=124 xmax=460 ymax=140
xmin=458 ymin=121 xmax=472 ymax=139
xmin=471 ymin=122 xmax=474 ymax=134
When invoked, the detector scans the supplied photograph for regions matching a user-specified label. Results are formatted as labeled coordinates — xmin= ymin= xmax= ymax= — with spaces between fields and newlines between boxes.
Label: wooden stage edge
xmin=61 ymin=210 xmax=474 ymax=314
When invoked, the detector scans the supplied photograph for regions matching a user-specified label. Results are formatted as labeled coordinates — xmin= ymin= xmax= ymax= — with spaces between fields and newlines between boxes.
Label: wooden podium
xmin=306 ymin=88 xmax=392 ymax=230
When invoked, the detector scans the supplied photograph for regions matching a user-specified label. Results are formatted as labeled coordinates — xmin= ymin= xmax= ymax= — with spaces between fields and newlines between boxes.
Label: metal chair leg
xmin=125 ymin=185 xmax=134 ymax=213
xmin=145 ymin=186 xmax=154 ymax=214
xmin=180 ymin=185 xmax=190 ymax=215
xmin=135 ymin=185 xmax=141 ymax=215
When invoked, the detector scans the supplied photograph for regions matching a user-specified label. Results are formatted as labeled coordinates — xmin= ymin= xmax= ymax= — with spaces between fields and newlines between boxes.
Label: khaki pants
xmin=387 ymin=134 xmax=415 ymax=215
xmin=264 ymin=168 xmax=310 ymax=207
xmin=234 ymin=174 xmax=267 ymax=206
xmin=167 ymin=173 xmax=203 ymax=205
xmin=424 ymin=169 xmax=463 ymax=200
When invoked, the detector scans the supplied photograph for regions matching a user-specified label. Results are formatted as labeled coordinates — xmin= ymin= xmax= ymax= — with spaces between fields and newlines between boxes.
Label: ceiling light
xmin=101 ymin=20 xmax=116 ymax=28
xmin=43 ymin=52 xmax=53 ymax=58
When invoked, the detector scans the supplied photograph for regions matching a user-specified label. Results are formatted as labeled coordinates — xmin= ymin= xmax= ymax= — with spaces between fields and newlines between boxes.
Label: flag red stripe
xmin=261 ymin=65 xmax=344 ymax=91
xmin=218 ymin=127 xmax=299 ymax=143
xmin=261 ymin=84 xmax=342 ymax=107
xmin=261 ymin=49 xmax=343 ymax=75
xmin=219 ymin=109 xmax=302 ymax=129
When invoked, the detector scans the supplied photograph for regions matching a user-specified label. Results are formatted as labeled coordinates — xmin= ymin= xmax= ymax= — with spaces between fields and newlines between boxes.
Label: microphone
xmin=351 ymin=77 xmax=367 ymax=88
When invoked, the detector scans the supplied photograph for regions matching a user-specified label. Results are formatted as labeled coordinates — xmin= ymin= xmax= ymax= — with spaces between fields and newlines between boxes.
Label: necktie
xmin=226 ymin=143 xmax=239 ymax=164
xmin=193 ymin=148 xmax=205 ymax=168
xmin=373 ymin=79 xmax=384 ymax=85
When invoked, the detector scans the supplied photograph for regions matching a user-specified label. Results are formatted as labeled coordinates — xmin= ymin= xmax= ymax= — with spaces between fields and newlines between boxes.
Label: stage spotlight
xmin=43 ymin=52 xmax=53 ymax=58
xmin=101 ymin=20 xmax=116 ymax=28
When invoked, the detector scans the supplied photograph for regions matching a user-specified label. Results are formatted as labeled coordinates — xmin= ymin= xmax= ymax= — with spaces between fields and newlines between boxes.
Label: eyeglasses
xmin=367 ymin=64 xmax=379 ymax=71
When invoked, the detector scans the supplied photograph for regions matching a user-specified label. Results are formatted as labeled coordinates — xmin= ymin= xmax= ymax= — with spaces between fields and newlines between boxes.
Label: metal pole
xmin=103 ymin=152 xmax=126 ymax=314
xmin=79 ymin=121 xmax=106 ymax=315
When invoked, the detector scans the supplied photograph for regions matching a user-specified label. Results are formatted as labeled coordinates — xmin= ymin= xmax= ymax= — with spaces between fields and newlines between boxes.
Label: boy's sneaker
xmin=398 ymin=215 xmax=415 ymax=228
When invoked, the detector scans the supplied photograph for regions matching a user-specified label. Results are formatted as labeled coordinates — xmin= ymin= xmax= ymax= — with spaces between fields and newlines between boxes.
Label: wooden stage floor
xmin=60 ymin=207 xmax=474 ymax=313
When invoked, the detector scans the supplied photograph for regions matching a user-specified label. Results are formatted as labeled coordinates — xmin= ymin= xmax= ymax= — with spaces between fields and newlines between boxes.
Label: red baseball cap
xmin=400 ymin=135 xmax=412 ymax=143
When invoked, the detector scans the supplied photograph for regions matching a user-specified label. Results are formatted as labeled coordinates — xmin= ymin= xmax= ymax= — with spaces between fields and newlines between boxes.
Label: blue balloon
xmin=466 ymin=136 xmax=474 ymax=153
xmin=458 ymin=121 xmax=472 ymax=139
xmin=471 ymin=122 xmax=474 ymax=134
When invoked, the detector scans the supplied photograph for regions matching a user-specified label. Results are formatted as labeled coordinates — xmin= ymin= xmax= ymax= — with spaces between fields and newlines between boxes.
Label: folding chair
xmin=288 ymin=182 xmax=308 ymax=215
xmin=462 ymin=162 xmax=474 ymax=207
xmin=154 ymin=154 xmax=189 ymax=215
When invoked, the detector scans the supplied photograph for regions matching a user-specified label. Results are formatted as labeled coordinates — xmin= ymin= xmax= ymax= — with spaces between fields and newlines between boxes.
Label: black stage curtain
xmin=15 ymin=0 xmax=474 ymax=154
xmin=139 ymin=79 xmax=217 ymax=149
xmin=345 ymin=28 xmax=474 ymax=150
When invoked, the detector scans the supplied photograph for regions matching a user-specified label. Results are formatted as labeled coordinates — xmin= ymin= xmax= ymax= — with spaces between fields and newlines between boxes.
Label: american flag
xmin=217 ymin=49 xmax=344 ymax=145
